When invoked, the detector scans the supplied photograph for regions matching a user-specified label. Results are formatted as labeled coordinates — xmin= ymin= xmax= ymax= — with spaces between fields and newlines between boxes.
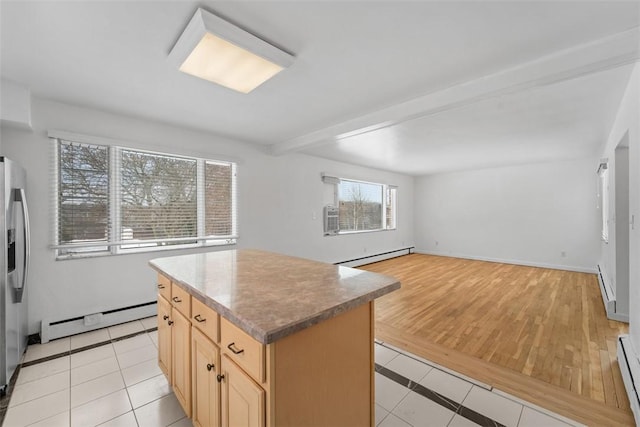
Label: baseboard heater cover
xmin=618 ymin=335 xmax=640 ymax=424
xmin=597 ymin=264 xmax=616 ymax=314
xmin=40 ymin=301 xmax=157 ymax=343
xmin=334 ymin=247 xmax=414 ymax=268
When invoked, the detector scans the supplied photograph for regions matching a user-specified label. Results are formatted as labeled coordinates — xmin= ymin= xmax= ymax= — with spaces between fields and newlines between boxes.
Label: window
xmin=335 ymin=178 xmax=397 ymax=234
xmin=54 ymin=138 xmax=237 ymax=258
xmin=386 ymin=186 xmax=397 ymax=230
xmin=58 ymin=142 xmax=110 ymax=253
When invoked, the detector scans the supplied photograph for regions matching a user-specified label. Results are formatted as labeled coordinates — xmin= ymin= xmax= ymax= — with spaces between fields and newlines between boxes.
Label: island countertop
xmin=149 ymin=249 xmax=400 ymax=344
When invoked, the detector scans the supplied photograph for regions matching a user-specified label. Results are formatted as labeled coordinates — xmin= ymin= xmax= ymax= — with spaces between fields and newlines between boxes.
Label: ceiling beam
xmin=269 ymin=27 xmax=640 ymax=156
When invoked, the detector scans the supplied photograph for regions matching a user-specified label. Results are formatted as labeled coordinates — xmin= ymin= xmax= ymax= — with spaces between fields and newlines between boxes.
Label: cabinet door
xmin=221 ymin=356 xmax=265 ymax=427
xmin=172 ymin=309 xmax=192 ymax=418
xmin=157 ymin=296 xmax=172 ymax=380
xmin=192 ymin=328 xmax=220 ymax=427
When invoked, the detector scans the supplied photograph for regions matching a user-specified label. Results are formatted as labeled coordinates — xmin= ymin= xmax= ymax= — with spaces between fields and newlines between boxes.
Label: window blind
xmin=57 ymin=140 xmax=110 ymax=255
xmin=204 ymin=161 xmax=237 ymax=238
xmin=386 ymin=186 xmax=397 ymax=230
xmin=119 ymin=149 xmax=197 ymax=246
xmin=52 ymin=137 xmax=238 ymax=257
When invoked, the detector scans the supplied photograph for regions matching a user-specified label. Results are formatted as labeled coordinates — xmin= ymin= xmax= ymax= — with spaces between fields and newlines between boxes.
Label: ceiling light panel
xmin=169 ymin=8 xmax=294 ymax=93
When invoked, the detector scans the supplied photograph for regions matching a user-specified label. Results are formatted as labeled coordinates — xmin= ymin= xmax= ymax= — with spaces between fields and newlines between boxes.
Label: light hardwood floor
xmin=361 ymin=254 xmax=633 ymax=426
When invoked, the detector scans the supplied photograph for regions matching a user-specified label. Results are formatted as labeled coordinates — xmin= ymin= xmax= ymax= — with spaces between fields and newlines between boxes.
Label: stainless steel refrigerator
xmin=0 ymin=157 xmax=30 ymax=395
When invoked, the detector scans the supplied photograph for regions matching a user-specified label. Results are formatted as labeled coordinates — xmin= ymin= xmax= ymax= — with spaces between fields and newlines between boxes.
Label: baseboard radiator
xmin=597 ymin=264 xmax=617 ymax=318
xmin=40 ymin=301 xmax=157 ymax=343
xmin=335 ymin=247 xmax=414 ymax=267
xmin=618 ymin=335 xmax=640 ymax=424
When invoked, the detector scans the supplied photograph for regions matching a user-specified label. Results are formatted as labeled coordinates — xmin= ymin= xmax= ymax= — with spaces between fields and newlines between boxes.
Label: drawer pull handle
xmin=227 ymin=342 xmax=244 ymax=355
xmin=157 ymin=284 xmax=165 ymax=289
xmin=206 ymin=363 xmax=215 ymax=372
xmin=194 ymin=314 xmax=206 ymax=323
xmin=168 ymin=320 xmax=174 ymax=326
xmin=163 ymin=315 xmax=169 ymax=320
xmin=217 ymin=374 xmax=225 ymax=383
xmin=172 ymin=297 xmax=182 ymax=303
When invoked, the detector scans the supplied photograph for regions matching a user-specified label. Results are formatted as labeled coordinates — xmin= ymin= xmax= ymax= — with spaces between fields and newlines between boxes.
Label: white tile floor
xmin=2 ymin=318 xmax=585 ymax=427
xmin=3 ymin=319 xmax=183 ymax=427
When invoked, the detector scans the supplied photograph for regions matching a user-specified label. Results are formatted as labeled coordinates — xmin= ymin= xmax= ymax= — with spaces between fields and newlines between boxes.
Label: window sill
xmin=55 ymin=240 xmax=237 ymax=261
xmin=330 ymin=228 xmax=396 ymax=236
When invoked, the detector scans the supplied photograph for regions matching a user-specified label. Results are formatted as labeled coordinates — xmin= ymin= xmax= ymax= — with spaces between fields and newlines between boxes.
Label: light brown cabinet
xmin=192 ymin=297 xmax=219 ymax=343
xmin=171 ymin=308 xmax=191 ymax=417
xmin=220 ymin=317 xmax=265 ymax=384
xmin=157 ymin=277 xmax=193 ymax=418
xmin=157 ymin=295 xmax=172 ymax=378
xmin=192 ymin=328 xmax=221 ymax=427
xmin=221 ymin=355 xmax=265 ymax=427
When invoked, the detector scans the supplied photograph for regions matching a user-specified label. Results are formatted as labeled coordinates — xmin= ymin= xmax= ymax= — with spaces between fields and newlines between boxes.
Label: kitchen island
xmin=150 ymin=249 xmax=400 ymax=427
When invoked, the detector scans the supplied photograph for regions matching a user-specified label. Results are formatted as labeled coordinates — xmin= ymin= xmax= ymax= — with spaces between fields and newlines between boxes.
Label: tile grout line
xmin=515 ymin=405 xmax=524 ymax=427
xmin=375 ymin=363 xmax=506 ymax=427
xmin=378 ymin=353 xmax=411 ymax=422
xmin=21 ymin=326 xmax=157 ymax=368
xmin=113 ymin=333 xmax=138 ymax=427
xmin=68 ymin=353 xmax=71 ymax=427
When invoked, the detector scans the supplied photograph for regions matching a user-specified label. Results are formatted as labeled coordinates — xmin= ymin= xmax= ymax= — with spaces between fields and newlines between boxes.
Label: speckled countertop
xmin=149 ymin=249 xmax=400 ymax=344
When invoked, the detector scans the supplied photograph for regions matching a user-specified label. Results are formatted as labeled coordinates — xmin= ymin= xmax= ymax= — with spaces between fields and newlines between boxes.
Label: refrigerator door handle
xmin=14 ymin=188 xmax=30 ymax=303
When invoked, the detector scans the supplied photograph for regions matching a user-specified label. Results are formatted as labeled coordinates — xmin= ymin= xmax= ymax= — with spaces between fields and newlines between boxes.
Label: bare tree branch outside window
xmin=338 ymin=180 xmax=383 ymax=231
xmin=58 ymin=142 xmax=109 ymax=245
xmin=121 ymin=150 xmax=197 ymax=243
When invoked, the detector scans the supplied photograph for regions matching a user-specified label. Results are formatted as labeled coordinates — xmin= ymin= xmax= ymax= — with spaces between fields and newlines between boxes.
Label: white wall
xmin=0 ymin=78 xmax=31 ymax=130
xmin=414 ymin=158 xmax=600 ymax=272
xmin=599 ymin=63 xmax=639 ymax=347
xmin=0 ymin=98 xmax=414 ymax=334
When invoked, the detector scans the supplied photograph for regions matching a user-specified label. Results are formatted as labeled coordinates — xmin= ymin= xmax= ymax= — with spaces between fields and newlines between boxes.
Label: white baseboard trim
xmin=335 ymin=247 xmax=414 ymax=267
xmin=414 ymin=249 xmax=597 ymax=274
xmin=618 ymin=335 xmax=640 ymax=424
xmin=610 ymin=312 xmax=630 ymax=322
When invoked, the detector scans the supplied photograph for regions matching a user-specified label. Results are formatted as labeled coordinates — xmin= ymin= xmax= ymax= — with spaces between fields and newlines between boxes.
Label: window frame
xmin=598 ymin=165 xmax=610 ymax=243
xmin=52 ymin=135 xmax=238 ymax=260
xmin=332 ymin=177 xmax=397 ymax=235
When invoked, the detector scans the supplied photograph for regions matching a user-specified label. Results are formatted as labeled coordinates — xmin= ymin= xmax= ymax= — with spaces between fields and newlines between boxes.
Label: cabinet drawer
xmin=191 ymin=297 xmax=219 ymax=344
xmin=171 ymin=283 xmax=191 ymax=318
xmin=157 ymin=274 xmax=171 ymax=300
xmin=220 ymin=318 xmax=265 ymax=384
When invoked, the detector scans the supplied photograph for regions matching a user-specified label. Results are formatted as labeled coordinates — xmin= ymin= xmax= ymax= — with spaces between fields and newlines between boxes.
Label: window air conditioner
xmin=324 ymin=205 xmax=339 ymax=236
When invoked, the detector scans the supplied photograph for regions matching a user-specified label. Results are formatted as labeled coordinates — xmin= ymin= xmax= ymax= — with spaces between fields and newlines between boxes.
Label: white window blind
xmin=57 ymin=141 xmax=110 ymax=254
xmin=386 ymin=186 xmax=397 ymax=230
xmin=53 ymin=137 xmax=237 ymax=258
xmin=204 ymin=161 xmax=237 ymax=238
xmin=119 ymin=149 xmax=197 ymax=246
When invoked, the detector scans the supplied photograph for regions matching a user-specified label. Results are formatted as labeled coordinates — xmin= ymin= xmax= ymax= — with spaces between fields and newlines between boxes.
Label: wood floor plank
xmin=361 ymin=254 xmax=632 ymax=425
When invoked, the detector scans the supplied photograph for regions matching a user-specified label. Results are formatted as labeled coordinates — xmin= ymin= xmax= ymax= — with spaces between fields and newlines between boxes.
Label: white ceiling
xmin=1 ymin=1 xmax=639 ymax=175
xmin=304 ymin=65 xmax=634 ymax=175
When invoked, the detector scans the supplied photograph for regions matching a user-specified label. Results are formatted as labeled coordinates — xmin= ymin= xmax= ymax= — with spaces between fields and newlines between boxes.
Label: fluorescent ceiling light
xmin=169 ymin=8 xmax=294 ymax=93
